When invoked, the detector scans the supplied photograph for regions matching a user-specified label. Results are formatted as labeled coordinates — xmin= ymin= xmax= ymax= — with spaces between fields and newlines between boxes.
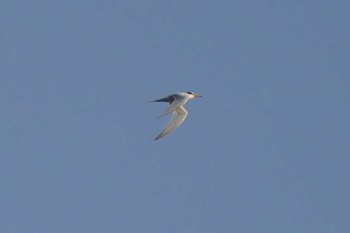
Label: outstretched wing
xmin=155 ymin=106 xmax=188 ymax=140
xmin=150 ymin=95 xmax=175 ymax=104
xmin=156 ymin=94 xmax=186 ymax=118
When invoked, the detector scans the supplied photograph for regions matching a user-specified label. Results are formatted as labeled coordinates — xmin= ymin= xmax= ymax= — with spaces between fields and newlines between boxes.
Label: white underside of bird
xmin=150 ymin=92 xmax=202 ymax=140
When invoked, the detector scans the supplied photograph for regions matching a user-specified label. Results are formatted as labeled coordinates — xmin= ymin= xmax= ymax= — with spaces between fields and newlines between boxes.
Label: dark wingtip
xmin=154 ymin=134 xmax=164 ymax=140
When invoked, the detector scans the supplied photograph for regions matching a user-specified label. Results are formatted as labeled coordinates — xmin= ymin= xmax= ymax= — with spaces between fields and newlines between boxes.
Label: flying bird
xmin=150 ymin=92 xmax=202 ymax=140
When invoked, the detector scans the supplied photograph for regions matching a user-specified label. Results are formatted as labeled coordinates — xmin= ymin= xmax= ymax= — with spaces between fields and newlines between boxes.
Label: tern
xmin=150 ymin=92 xmax=202 ymax=140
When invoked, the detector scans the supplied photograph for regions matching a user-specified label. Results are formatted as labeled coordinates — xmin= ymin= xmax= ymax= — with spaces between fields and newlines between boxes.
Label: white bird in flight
xmin=150 ymin=92 xmax=202 ymax=140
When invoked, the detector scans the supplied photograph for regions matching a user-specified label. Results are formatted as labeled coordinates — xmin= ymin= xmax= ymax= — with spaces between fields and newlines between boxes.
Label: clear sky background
xmin=1 ymin=1 xmax=349 ymax=232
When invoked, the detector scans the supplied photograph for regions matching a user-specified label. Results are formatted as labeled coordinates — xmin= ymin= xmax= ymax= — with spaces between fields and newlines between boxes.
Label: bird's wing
xmin=155 ymin=106 xmax=188 ymax=140
xmin=157 ymin=94 xmax=185 ymax=118
xmin=150 ymin=95 xmax=175 ymax=104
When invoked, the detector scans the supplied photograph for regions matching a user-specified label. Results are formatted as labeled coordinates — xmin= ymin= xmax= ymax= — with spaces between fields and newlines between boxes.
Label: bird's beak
xmin=194 ymin=93 xmax=202 ymax=97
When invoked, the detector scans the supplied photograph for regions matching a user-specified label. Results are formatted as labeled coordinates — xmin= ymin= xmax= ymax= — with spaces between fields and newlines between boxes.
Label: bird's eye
xmin=186 ymin=92 xmax=194 ymax=95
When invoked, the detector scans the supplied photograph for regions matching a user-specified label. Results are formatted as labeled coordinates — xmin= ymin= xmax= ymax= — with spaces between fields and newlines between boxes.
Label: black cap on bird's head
xmin=186 ymin=91 xmax=202 ymax=97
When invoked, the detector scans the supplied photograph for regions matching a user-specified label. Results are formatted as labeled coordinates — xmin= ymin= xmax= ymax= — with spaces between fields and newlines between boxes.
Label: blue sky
xmin=1 ymin=1 xmax=349 ymax=232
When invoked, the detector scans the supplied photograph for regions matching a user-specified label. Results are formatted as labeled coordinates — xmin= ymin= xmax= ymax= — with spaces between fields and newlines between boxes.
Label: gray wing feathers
xmin=155 ymin=106 xmax=188 ymax=140
xmin=151 ymin=96 xmax=175 ymax=103
xmin=157 ymin=94 xmax=187 ymax=118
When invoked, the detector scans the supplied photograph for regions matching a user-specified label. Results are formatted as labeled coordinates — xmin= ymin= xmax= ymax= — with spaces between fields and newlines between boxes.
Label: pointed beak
xmin=194 ymin=93 xmax=202 ymax=97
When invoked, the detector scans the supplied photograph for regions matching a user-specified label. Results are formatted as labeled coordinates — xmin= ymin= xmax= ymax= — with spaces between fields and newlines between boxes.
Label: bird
xmin=150 ymin=92 xmax=202 ymax=140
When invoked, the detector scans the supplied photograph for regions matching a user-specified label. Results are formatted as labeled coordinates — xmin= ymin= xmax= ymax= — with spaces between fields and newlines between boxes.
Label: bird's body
xmin=150 ymin=92 xmax=202 ymax=140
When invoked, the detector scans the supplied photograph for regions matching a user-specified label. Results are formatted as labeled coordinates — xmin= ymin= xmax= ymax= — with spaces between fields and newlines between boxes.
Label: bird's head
xmin=186 ymin=91 xmax=202 ymax=98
